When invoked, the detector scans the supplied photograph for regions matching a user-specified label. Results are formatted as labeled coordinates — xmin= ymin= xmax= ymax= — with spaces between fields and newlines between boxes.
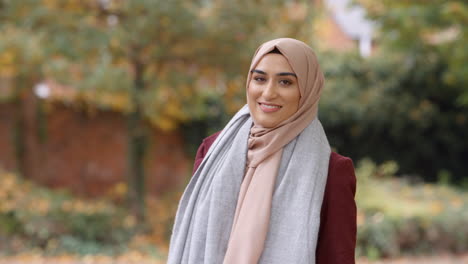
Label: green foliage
xmin=0 ymin=0 xmax=316 ymax=130
xmin=318 ymin=0 xmax=467 ymax=182
xmin=319 ymin=50 xmax=468 ymax=183
xmin=355 ymin=160 xmax=468 ymax=258
xmin=0 ymin=0 xmax=317 ymax=220
xmin=355 ymin=0 xmax=468 ymax=105
xmin=0 ymin=168 xmax=135 ymax=255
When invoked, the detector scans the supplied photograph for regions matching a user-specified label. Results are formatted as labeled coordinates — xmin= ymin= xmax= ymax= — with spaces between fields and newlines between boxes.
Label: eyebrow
xmin=251 ymin=69 xmax=297 ymax=78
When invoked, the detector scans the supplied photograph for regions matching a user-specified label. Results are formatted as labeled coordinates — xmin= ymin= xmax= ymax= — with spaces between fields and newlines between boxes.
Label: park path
xmin=1 ymin=254 xmax=468 ymax=264
xmin=357 ymin=254 xmax=468 ymax=264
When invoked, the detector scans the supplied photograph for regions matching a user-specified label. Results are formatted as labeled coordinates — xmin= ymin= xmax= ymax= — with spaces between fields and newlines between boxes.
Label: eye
xmin=279 ymin=79 xmax=292 ymax=86
xmin=253 ymin=76 xmax=266 ymax=82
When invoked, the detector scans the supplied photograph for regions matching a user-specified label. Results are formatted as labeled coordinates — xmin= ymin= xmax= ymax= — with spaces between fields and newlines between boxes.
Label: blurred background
xmin=0 ymin=0 xmax=467 ymax=263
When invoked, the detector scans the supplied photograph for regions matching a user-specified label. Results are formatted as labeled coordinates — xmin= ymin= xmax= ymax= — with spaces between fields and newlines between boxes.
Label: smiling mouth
xmin=258 ymin=102 xmax=282 ymax=112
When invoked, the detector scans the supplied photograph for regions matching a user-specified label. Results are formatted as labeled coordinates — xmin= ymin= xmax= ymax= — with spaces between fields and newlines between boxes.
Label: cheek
xmin=247 ymin=83 xmax=261 ymax=102
xmin=284 ymin=89 xmax=301 ymax=110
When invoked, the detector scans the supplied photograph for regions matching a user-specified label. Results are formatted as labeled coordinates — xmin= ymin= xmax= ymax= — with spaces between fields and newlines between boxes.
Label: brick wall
xmin=0 ymin=93 xmax=191 ymax=197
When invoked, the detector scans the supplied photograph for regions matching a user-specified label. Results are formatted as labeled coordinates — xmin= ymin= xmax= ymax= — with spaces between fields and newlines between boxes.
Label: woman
xmin=168 ymin=38 xmax=357 ymax=264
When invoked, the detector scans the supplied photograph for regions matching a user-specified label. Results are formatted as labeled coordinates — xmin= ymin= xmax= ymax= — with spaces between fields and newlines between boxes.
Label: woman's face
xmin=247 ymin=53 xmax=300 ymax=128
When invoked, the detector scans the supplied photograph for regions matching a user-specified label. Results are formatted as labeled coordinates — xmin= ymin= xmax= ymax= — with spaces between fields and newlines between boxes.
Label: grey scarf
xmin=167 ymin=105 xmax=331 ymax=264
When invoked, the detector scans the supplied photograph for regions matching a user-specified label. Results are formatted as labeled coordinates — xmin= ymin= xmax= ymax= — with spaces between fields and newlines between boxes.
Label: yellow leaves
xmin=145 ymin=83 xmax=195 ymax=131
xmin=166 ymin=100 xmax=188 ymax=121
xmin=46 ymin=238 xmax=59 ymax=251
xmin=0 ymin=51 xmax=15 ymax=65
xmin=60 ymin=200 xmax=73 ymax=211
xmin=43 ymin=0 xmax=59 ymax=9
xmin=450 ymin=198 xmax=463 ymax=209
xmin=171 ymin=42 xmax=193 ymax=57
xmin=63 ymin=0 xmax=84 ymax=11
xmin=42 ymin=0 xmax=87 ymax=12
xmin=0 ymin=170 xmax=32 ymax=213
xmin=84 ymin=15 xmax=99 ymax=28
xmin=0 ymin=66 xmax=16 ymax=78
xmin=429 ymin=201 xmax=443 ymax=215
xmin=110 ymin=37 xmax=121 ymax=50
xmin=0 ymin=171 xmax=16 ymax=191
xmin=0 ymin=167 xmax=118 ymax=217
xmin=107 ymin=182 xmax=128 ymax=200
xmin=144 ymin=193 xmax=182 ymax=251
xmin=42 ymin=79 xmax=133 ymax=114
xmin=0 ymin=26 xmax=45 ymax=80
xmin=32 ymin=199 xmax=51 ymax=216
xmin=96 ymin=92 xmax=131 ymax=112
xmin=124 ymin=215 xmax=137 ymax=229
xmin=157 ymin=100 xmax=189 ymax=131
xmin=160 ymin=16 xmax=170 ymax=27
xmin=156 ymin=116 xmax=178 ymax=132
xmin=0 ymin=50 xmax=17 ymax=77
xmin=0 ymin=198 xmax=16 ymax=213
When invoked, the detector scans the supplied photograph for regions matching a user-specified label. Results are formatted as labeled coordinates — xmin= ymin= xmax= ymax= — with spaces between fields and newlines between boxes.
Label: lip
xmin=258 ymin=102 xmax=282 ymax=113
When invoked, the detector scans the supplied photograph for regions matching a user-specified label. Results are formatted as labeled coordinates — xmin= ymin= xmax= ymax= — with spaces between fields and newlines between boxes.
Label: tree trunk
xmin=127 ymin=58 xmax=147 ymax=222
xmin=12 ymin=88 xmax=26 ymax=177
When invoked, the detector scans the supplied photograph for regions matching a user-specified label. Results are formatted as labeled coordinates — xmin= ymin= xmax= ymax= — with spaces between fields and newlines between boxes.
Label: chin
xmin=256 ymin=118 xmax=279 ymax=128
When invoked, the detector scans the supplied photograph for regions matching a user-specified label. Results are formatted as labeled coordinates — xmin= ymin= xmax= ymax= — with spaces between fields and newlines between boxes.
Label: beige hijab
xmin=223 ymin=38 xmax=326 ymax=263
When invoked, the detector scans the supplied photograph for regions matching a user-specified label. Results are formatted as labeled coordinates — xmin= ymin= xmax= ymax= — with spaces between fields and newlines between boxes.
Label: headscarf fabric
xmin=167 ymin=38 xmax=331 ymax=264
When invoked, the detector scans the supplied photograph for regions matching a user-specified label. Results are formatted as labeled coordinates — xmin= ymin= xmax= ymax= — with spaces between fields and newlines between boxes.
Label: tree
xmin=356 ymin=0 xmax=468 ymax=105
xmin=0 ymin=0 xmax=316 ymax=220
xmin=0 ymin=22 xmax=47 ymax=176
xmin=317 ymin=1 xmax=468 ymax=184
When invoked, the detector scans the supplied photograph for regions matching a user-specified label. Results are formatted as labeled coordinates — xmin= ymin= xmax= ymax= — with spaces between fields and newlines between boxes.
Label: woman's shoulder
xmin=202 ymin=130 xmax=222 ymax=149
xmin=192 ymin=131 xmax=222 ymax=174
xmin=327 ymin=152 xmax=356 ymax=191
xmin=329 ymin=152 xmax=354 ymax=171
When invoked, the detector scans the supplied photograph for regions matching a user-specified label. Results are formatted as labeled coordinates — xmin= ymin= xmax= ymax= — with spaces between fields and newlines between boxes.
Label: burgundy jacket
xmin=193 ymin=131 xmax=357 ymax=264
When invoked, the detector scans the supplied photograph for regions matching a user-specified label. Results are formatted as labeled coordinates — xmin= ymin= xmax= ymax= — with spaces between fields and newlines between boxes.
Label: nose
xmin=262 ymin=80 xmax=277 ymax=99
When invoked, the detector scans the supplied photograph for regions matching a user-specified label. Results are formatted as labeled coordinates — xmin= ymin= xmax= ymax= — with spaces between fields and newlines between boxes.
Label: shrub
xmin=319 ymin=51 xmax=468 ymax=185
xmin=355 ymin=159 xmax=468 ymax=258
xmin=0 ymin=168 xmax=135 ymax=255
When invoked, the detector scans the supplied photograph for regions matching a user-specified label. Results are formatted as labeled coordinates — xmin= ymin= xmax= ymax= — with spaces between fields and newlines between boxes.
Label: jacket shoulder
xmin=328 ymin=152 xmax=355 ymax=186
xmin=202 ymin=130 xmax=222 ymax=150
xmin=192 ymin=131 xmax=222 ymax=174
